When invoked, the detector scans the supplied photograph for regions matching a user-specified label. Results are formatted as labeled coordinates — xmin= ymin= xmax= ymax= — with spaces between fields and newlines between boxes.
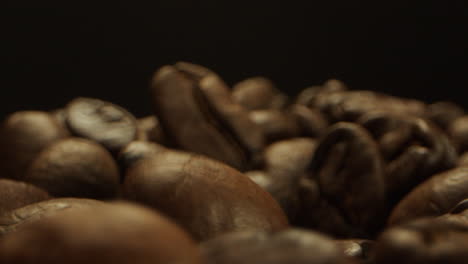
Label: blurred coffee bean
xmin=289 ymin=104 xmax=328 ymax=137
xmin=0 ymin=179 xmax=50 ymax=216
xmin=0 ymin=202 xmax=203 ymax=264
xmin=65 ymin=97 xmax=138 ymax=153
xmin=311 ymin=90 xmax=426 ymax=123
xmin=449 ymin=198 xmax=468 ymax=214
xmin=307 ymin=122 xmax=385 ymax=237
xmin=24 ymin=138 xmax=120 ymax=199
xmin=151 ymin=64 xmax=264 ymax=171
xmin=426 ymin=101 xmax=465 ymax=131
xmin=374 ymin=213 xmax=468 ymax=264
xmin=118 ymin=140 xmax=167 ymax=172
xmin=232 ymin=77 xmax=288 ymax=110
xmin=335 ymin=239 xmax=374 ymax=261
xmin=123 ymin=149 xmax=288 ymax=241
xmin=449 ymin=115 xmax=468 ymax=153
xmin=0 ymin=198 xmax=104 ymax=236
xmin=200 ymin=229 xmax=351 ymax=264
xmin=136 ymin=116 xmax=166 ymax=144
xmin=389 ymin=167 xmax=468 ymax=226
xmin=457 ymin=152 xmax=468 ymax=167
xmin=0 ymin=111 xmax=69 ymax=179
xmin=295 ymin=79 xmax=348 ymax=107
xmin=249 ymin=109 xmax=301 ymax=143
xmin=360 ymin=112 xmax=457 ymax=205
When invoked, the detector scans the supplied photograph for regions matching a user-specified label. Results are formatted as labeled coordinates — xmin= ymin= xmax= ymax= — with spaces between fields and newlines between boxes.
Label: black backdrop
xmin=2 ymin=1 xmax=468 ymax=119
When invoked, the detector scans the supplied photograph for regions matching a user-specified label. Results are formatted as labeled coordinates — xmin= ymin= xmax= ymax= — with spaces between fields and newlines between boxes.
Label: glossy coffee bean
xmin=151 ymin=64 xmax=264 ymax=171
xmin=0 ymin=198 xmax=104 ymax=236
xmin=200 ymin=229 xmax=351 ymax=264
xmin=24 ymin=138 xmax=120 ymax=199
xmin=389 ymin=167 xmax=468 ymax=226
xmin=0 ymin=179 xmax=51 ymax=215
xmin=0 ymin=202 xmax=203 ymax=264
xmin=65 ymin=97 xmax=138 ymax=153
xmin=232 ymin=77 xmax=288 ymax=110
xmin=123 ymin=149 xmax=288 ymax=241
xmin=0 ymin=111 xmax=69 ymax=179
xmin=307 ymin=122 xmax=385 ymax=237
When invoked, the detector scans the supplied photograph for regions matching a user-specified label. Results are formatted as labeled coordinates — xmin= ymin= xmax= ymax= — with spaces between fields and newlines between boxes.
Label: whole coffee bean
xmin=24 ymin=138 xmax=120 ymax=199
xmin=249 ymin=109 xmax=301 ymax=143
xmin=359 ymin=112 xmax=457 ymax=205
xmin=117 ymin=140 xmax=167 ymax=172
xmin=232 ymin=77 xmax=288 ymax=110
xmin=0 ymin=111 xmax=69 ymax=179
xmin=65 ymin=97 xmax=138 ymax=153
xmin=0 ymin=202 xmax=203 ymax=264
xmin=307 ymin=122 xmax=385 ymax=237
xmin=0 ymin=179 xmax=50 ymax=216
xmin=0 ymin=198 xmax=104 ymax=236
xmin=426 ymin=101 xmax=465 ymax=131
xmin=374 ymin=213 xmax=468 ymax=264
xmin=200 ymin=229 xmax=351 ymax=264
xmin=389 ymin=167 xmax=468 ymax=226
xmin=136 ymin=115 xmax=166 ymax=144
xmin=151 ymin=64 xmax=264 ymax=171
xmin=123 ymin=149 xmax=288 ymax=241
xmin=449 ymin=115 xmax=468 ymax=153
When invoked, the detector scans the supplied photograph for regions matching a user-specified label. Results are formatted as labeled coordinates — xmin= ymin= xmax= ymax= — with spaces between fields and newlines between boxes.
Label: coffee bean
xmin=449 ymin=115 xmax=468 ymax=153
xmin=24 ymin=138 xmax=120 ymax=199
xmin=117 ymin=140 xmax=167 ymax=172
xmin=65 ymin=97 xmax=138 ymax=153
xmin=426 ymin=101 xmax=465 ymax=131
xmin=232 ymin=77 xmax=288 ymax=110
xmin=0 ymin=198 xmax=104 ymax=236
xmin=123 ymin=149 xmax=288 ymax=240
xmin=135 ymin=115 xmax=166 ymax=144
xmin=0 ymin=202 xmax=203 ymax=264
xmin=200 ymin=229 xmax=351 ymax=264
xmin=0 ymin=179 xmax=50 ymax=216
xmin=249 ymin=109 xmax=301 ymax=143
xmin=0 ymin=111 xmax=69 ymax=179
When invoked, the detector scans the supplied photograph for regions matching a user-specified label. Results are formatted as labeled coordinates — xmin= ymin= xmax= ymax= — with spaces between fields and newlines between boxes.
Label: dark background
xmin=1 ymin=1 xmax=468 ymax=119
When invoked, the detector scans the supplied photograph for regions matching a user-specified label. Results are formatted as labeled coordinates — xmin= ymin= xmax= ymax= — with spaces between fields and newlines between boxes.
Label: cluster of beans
xmin=1 ymin=62 xmax=468 ymax=264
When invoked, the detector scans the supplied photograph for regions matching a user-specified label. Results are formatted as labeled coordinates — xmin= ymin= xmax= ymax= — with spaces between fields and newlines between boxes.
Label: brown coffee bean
xmin=232 ymin=77 xmax=288 ymax=110
xmin=0 ymin=111 xmax=69 ymax=179
xmin=150 ymin=64 xmax=264 ymax=171
xmin=0 ymin=179 xmax=51 ymax=215
xmin=307 ymin=122 xmax=385 ymax=237
xmin=135 ymin=116 xmax=166 ymax=144
xmin=389 ymin=167 xmax=468 ymax=226
xmin=118 ymin=140 xmax=167 ymax=171
xmin=457 ymin=152 xmax=468 ymax=167
xmin=449 ymin=115 xmax=468 ymax=153
xmin=0 ymin=202 xmax=203 ymax=264
xmin=289 ymin=104 xmax=328 ymax=138
xmin=295 ymin=79 xmax=347 ymax=107
xmin=426 ymin=101 xmax=465 ymax=131
xmin=449 ymin=198 xmax=468 ymax=214
xmin=0 ymin=198 xmax=104 ymax=236
xmin=200 ymin=229 xmax=351 ymax=264
xmin=249 ymin=109 xmax=301 ymax=143
xmin=123 ymin=149 xmax=288 ymax=241
xmin=65 ymin=97 xmax=138 ymax=153
xmin=24 ymin=138 xmax=120 ymax=199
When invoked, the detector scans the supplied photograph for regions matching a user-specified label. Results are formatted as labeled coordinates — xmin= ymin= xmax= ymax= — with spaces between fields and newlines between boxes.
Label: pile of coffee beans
xmin=1 ymin=62 xmax=468 ymax=263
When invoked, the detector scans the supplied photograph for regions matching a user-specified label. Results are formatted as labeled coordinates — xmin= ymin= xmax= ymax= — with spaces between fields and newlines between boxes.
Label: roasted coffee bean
xmin=249 ymin=109 xmax=301 ymax=143
xmin=0 ymin=202 xmax=203 ymax=264
xmin=200 ymin=229 xmax=351 ymax=264
xmin=426 ymin=101 xmax=465 ymax=131
xmin=449 ymin=115 xmax=468 ymax=153
xmin=289 ymin=104 xmax=328 ymax=137
xmin=389 ymin=167 xmax=468 ymax=226
xmin=359 ymin=112 xmax=457 ymax=205
xmin=374 ymin=212 xmax=468 ymax=264
xmin=135 ymin=116 xmax=166 ymax=144
xmin=306 ymin=122 xmax=385 ymax=237
xmin=232 ymin=77 xmax=288 ymax=110
xmin=449 ymin=198 xmax=468 ymax=214
xmin=0 ymin=198 xmax=104 ymax=236
xmin=24 ymin=138 xmax=120 ymax=199
xmin=335 ymin=239 xmax=374 ymax=261
xmin=311 ymin=90 xmax=426 ymax=123
xmin=0 ymin=111 xmax=69 ymax=179
xmin=151 ymin=64 xmax=264 ymax=171
xmin=118 ymin=140 xmax=167 ymax=171
xmin=123 ymin=149 xmax=288 ymax=241
xmin=0 ymin=179 xmax=50 ymax=216
xmin=295 ymin=79 xmax=348 ymax=107
xmin=65 ymin=97 xmax=138 ymax=153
